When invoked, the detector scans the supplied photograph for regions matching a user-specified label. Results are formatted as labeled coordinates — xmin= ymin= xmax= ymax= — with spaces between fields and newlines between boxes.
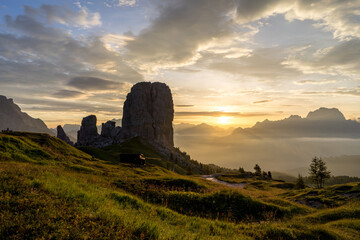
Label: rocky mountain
xmin=0 ymin=95 xmax=52 ymax=134
xmin=232 ymin=107 xmax=360 ymax=138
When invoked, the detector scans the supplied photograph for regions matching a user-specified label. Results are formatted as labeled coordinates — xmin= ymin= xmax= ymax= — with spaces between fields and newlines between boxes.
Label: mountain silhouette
xmin=232 ymin=108 xmax=360 ymax=138
xmin=0 ymin=95 xmax=52 ymax=134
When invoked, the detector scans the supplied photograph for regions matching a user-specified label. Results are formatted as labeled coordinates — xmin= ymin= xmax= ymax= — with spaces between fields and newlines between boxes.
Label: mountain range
xmin=232 ymin=108 xmax=360 ymax=138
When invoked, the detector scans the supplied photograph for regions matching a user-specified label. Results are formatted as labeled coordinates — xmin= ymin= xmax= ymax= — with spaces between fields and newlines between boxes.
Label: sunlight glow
xmin=217 ymin=116 xmax=231 ymax=124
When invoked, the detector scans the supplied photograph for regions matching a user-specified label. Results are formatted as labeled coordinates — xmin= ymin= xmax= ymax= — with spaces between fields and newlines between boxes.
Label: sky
xmin=1 ymin=0 xmax=360 ymax=128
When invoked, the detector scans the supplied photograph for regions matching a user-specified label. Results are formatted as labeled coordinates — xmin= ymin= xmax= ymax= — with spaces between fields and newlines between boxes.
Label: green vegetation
xmin=304 ymin=175 xmax=360 ymax=186
xmin=309 ymin=157 xmax=331 ymax=188
xmin=1 ymin=132 xmax=360 ymax=239
xmin=295 ymin=174 xmax=306 ymax=190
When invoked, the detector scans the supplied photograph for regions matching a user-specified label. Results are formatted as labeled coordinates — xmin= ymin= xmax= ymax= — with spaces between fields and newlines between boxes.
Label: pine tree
xmin=309 ymin=157 xmax=331 ymax=188
xmin=254 ymin=164 xmax=261 ymax=176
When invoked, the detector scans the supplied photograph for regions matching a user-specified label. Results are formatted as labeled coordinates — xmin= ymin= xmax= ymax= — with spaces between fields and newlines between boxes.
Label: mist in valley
xmin=174 ymin=109 xmax=360 ymax=177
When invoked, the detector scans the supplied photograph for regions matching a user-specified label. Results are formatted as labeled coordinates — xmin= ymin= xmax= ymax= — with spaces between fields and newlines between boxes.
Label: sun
xmin=217 ymin=116 xmax=231 ymax=125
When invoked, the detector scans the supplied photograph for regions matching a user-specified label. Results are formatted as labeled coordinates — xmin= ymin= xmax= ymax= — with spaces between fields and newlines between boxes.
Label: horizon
xmin=1 ymin=1 xmax=360 ymax=129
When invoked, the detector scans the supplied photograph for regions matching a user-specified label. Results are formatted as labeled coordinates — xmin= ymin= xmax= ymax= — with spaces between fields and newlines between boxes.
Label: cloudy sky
xmin=1 ymin=0 xmax=360 ymax=128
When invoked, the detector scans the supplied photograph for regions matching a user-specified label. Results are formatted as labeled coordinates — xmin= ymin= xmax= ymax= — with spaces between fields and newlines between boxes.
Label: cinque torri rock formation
xmin=122 ymin=82 xmax=174 ymax=147
xmin=73 ymin=81 xmax=196 ymax=171
xmin=75 ymin=82 xmax=174 ymax=148
xmin=0 ymin=95 xmax=51 ymax=134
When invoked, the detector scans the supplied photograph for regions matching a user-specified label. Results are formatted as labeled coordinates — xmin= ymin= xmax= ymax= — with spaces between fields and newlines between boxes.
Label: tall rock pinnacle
xmin=77 ymin=115 xmax=99 ymax=146
xmin=122 ymin=82 xmax=174 ymax=147
xmin=57 ymin=125 xmax=73 ymax=145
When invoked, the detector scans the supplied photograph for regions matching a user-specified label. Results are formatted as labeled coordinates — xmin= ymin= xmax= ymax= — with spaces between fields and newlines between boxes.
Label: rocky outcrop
xmin=77 ymin=115 xmax=98 ymax=146
xmin=101 ymin=121 xmax=115 ymax=138
xmin=121 ymin=82 xmax=174 ymax=147
xmin=0 ymin=95 xmax=52 ymax=134
xmin=76 ymin=115 xmax=113 ymax=147
xmin=74 ymin=82 xmax=174 ymax=148
xmin=57 ymin=125 xmax=73 ymax=145
xmin=76 ymin=115 xmax=98 ymax=146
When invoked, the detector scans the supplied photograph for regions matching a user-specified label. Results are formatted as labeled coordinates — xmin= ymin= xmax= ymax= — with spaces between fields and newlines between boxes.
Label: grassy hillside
xmin=1 ymin=132 xmax=360 ymax=239
xmin=79 ymin=137 xmax=188 ymax=174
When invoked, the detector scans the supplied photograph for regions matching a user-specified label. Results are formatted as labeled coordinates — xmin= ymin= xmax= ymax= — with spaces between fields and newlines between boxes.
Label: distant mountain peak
xmin=0 ymin=95 xmax=51 ymax=134
xmin=306 ymin=107 xmax=345 ymax=121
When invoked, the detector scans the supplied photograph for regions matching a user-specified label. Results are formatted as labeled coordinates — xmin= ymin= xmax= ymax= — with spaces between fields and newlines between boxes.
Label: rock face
xmin=57 ymin=125 xmax=73 ymax=145
xmin=0 ymin=95 xmax=52 ymax=134
xmin=76 ymin=115 xmax=113 ymax=147
xmin=77 ymin=115 xmax=99 ymax=146
xmin=101 ymin=121 xmax=115 ymax=138
xmin=122 ymin=82 xmax=174 ymax=147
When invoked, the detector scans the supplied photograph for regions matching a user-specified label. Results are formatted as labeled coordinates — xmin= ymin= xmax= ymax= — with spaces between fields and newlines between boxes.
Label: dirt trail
xmin=201 ymin=174 xmax=246 ymax=188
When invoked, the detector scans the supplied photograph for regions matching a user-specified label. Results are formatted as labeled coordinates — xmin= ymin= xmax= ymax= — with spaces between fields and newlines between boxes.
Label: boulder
xmin=121 ymin=82 xmax=174 ymax=147
xmin=56 ymin=125 xmax=73 ymax=145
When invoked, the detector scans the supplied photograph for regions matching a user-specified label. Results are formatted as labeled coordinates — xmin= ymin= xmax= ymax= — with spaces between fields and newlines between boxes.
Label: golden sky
xmin=1 ymin=0 xmax=360 ymax=128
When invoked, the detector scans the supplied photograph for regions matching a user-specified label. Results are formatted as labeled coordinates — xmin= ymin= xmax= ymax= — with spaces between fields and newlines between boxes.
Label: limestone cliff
xmin=121 ymin=82 xmax=174 ymax=147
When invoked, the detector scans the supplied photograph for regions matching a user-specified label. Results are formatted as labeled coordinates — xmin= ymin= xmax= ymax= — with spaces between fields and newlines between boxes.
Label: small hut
xmin=119 ymin=153 xmax=146 ymax=165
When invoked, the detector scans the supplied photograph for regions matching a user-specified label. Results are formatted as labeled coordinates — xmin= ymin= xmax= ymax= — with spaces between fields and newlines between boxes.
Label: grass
xmin=79 ymin=137 xmax=188 ymax=174
xmin=1 ymin=132 xmax=360 ymax=239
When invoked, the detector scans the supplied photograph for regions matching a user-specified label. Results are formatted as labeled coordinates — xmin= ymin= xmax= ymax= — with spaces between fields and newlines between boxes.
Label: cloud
xmin=5 ymin=15 xmax=68 ymax=41
xmin=253 ymin=100 xmax=272 ymax=104
xmin=205 ymin=47 xmax=300 ymax=80
xmin=0 ymin=4 xmax=143 ymax=124
xmin=0 ymin=4 xmax=142 ymax=87
xmin=15 ymin=97 xmax=122 ymax=115
xmin=295 ymin=79 xmax=339 ymax=85
xmin=302 ymin=87 xmax=360 ymax=97
xmin=24 ymin=4 xmax=101 ymax=28
xmin=175 ymin=105 xmax=195 ymax=108
xmin=125 ymin=0 xmax=243 ymax=71
xmin=234 ymin=0 xmax=360 ymax=40
xmin=124 ymin=0 xmax=360 ymax=72
xmin=67 ymin=77 xmax=123 ymax=91
xmin=117 ymin=0 xmax=137 ymax=7
xmin=52 ymin=90 xmax=84 ymax=98
xmin=104 ymin=0 xmax=137 ymax=7
xmin=175 ymin=111 xmax=269 ymax=117
xmin=284 ymin=39 xmax=360 ymax=76
xmin=235 ymin=0 xmax=291 ymax=24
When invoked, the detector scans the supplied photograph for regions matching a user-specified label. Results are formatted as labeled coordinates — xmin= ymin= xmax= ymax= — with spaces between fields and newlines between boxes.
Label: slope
xmin=0 ymin=96 xmax=52 ymax=134
xmin=1 ymin=132 xmax=360 ymax=239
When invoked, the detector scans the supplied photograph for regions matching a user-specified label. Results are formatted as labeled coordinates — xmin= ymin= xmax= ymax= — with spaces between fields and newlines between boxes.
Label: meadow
xmin=1 ymin=132 xmax=360 ymax=239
